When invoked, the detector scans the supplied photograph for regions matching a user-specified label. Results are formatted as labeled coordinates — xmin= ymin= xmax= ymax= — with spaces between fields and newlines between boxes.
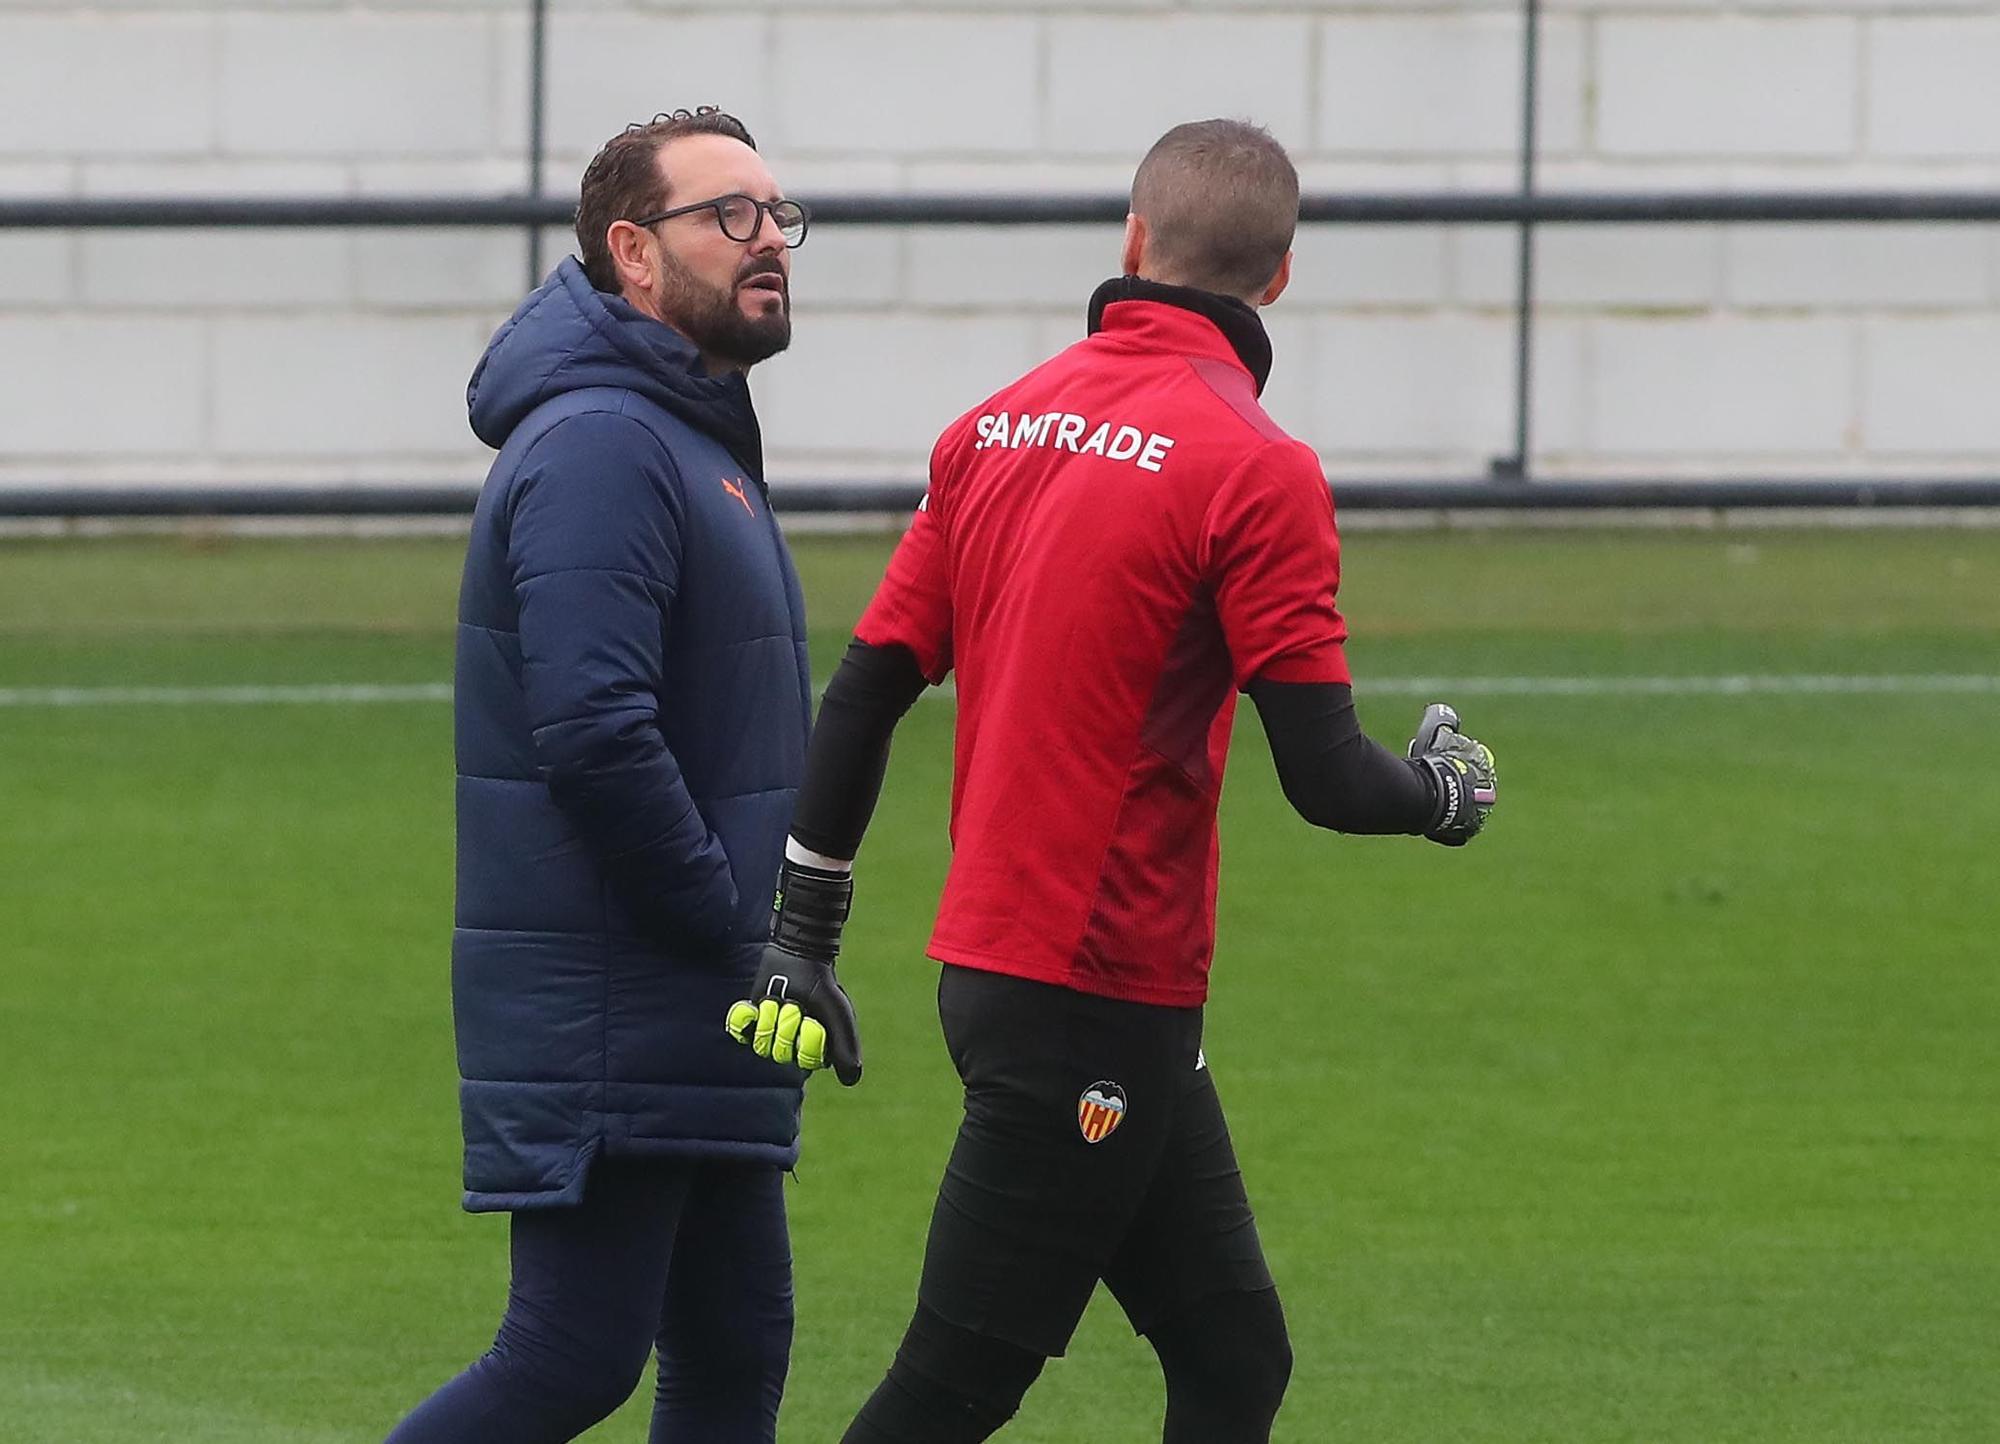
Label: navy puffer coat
xmin=453 ymin=257 xmax=810 ymax=1211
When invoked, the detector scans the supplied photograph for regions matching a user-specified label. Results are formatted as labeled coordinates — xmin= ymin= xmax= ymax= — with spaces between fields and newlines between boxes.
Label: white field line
xmin=0 ymin=682 xmax=453 ymax=708
xmin=0 ymin=675 xmax=1996 ymax=709
xmin=1360 ymin=674 xmax=2000 ymax=697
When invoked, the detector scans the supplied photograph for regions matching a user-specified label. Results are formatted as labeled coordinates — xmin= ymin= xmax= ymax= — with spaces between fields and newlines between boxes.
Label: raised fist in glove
xmin=725 ymin=855 xmax=864 ymax=1086
xmin=1408 ymin=703 xmax=1497 ymax=846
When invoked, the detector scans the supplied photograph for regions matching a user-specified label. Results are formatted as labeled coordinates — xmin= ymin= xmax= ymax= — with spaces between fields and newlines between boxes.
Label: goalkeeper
xmin=729 ymin=119 xmax=1497 ymax=1444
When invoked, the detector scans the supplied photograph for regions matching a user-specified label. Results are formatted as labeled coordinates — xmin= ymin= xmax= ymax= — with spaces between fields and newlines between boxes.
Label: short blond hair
xmin=1130 ymin=120 xmax=1299 ymax=299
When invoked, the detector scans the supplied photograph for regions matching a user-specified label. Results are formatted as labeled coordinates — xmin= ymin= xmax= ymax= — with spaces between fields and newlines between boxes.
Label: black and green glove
xmin=1409 ymin=703 xmax=1498 ymax=847
xmin=725 ymin=856 xmax=864 ymax=1086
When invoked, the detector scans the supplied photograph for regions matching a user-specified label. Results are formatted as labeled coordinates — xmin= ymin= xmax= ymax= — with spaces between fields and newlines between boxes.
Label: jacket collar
xmin=1085 ymin=275 xmax=1274 ymax=395
xmin=467 ymin=257 xmax=766 ymax=484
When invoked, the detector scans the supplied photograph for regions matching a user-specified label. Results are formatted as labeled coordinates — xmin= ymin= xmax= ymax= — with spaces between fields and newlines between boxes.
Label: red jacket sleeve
xmin=1198 ymin=440 xmax=1352 ymax=690
xmin=854 ymin=419 xmax=969 ymax=683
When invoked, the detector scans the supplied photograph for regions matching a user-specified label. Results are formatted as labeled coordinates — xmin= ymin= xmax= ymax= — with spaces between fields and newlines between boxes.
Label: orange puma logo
xmin=721 ymin=477 xmax=754 ymax=516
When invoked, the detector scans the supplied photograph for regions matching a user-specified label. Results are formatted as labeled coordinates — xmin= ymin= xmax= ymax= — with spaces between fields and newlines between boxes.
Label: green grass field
xmin=2 ymin=527 xmax=1996 ymax=1443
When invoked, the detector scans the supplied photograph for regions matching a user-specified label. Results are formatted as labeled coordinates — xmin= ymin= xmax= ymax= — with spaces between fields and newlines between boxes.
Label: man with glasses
xmin=386 ymin=108 xmax=813 ymax=1444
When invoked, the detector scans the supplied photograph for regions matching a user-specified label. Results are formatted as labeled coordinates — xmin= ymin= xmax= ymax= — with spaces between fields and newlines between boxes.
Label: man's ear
xmin=1120 ymin=213 xmax=1146 ymax=277
xmin=1258 ymin=249 xmax=1293 ymax=307
xmin=607 ymin=220 xmax=655 ymax=295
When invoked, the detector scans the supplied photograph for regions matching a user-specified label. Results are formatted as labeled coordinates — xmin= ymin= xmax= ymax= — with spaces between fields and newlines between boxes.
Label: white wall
xmin=4 ymin=1 xmax=2000 ymax=491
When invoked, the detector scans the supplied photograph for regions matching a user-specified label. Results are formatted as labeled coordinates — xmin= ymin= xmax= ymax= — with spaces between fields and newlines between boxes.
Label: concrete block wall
xmin=4 ymin=1 xmax=2000 ymax=492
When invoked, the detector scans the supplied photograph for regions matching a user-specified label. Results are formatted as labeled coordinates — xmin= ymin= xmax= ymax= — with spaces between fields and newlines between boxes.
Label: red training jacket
xmin=856 ymin=286 xmax=1351 ymax=1007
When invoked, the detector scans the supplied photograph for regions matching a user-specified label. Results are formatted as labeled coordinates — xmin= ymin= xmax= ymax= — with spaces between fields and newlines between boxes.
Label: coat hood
xmin=467 ymin=256 xmax=765 ymax=481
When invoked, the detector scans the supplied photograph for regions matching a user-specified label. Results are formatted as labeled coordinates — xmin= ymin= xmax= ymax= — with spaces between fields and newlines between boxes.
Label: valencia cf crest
xmin=1077 ymin=1081 xmax=1127 ymax=1144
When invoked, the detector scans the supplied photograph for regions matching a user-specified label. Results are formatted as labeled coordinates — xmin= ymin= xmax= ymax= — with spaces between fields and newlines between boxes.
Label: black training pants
xmin=842 ymin=965 xmax=1291 ymax=1444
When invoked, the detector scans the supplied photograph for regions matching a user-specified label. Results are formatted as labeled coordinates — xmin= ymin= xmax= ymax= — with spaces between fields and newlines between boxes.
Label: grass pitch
xmin=1 ymin=526 xmax=1996 ymax=1443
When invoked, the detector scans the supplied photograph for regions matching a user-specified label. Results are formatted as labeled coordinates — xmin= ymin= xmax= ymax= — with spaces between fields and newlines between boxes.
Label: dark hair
xmin=575 ymin=107 xmax=758 ymax=293
xmin=1129 ymin=119 xmax=1299 ymax=300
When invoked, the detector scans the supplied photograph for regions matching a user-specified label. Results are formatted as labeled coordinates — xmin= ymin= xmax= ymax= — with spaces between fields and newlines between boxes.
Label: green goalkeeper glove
xmin=725 ymin=856 xmax=864 ymax=1086
xmin=1409 ymin=703 xmax=1497 ymax=847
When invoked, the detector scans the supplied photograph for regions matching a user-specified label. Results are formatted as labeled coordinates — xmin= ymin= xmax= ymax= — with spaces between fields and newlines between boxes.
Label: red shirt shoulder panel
xmin=1199 ymin=440 xmax=1351 ymax=689
xmin=1185 ymin=355 xmax=1292 ymax=445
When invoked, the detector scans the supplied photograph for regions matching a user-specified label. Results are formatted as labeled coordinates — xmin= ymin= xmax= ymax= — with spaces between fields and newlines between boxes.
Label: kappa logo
xmin=1077 ymin=1080 xmax=1128 ymax=1144
xmin=720 ymin=476 xmax=754 ymax=517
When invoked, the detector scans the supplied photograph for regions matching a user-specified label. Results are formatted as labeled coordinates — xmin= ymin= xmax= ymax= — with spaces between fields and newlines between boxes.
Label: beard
xmin=657 ymin=251 xmax=792 ymax=369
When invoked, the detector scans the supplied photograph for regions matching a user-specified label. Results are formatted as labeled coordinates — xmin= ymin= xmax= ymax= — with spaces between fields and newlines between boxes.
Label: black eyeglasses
xmin=632 ymin=193 xmax=810 ymax=248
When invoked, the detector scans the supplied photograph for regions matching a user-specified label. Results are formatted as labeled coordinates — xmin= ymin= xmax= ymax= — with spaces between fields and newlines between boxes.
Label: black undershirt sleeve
xmin=789 ymin=638 xmax=931 ymax=861
xmin=1247 ymin=679 xmax=1438 ymax=835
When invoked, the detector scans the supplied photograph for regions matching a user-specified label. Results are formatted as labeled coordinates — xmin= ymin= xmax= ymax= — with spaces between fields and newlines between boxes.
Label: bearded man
xmin=386 ymin=107 xmax=813 ymax=1444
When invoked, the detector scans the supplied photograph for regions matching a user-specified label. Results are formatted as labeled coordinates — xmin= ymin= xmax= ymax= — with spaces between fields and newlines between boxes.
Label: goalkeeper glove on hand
xmin=1409 ymin=702 xmax=1498 ymax=847
xmin=725 ymin=856 xmax=864 ymax=1086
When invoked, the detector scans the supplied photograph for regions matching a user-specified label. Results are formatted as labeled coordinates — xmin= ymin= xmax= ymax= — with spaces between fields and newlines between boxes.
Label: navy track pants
xmin=385 ymin=1154 xmax=792 ymax=1444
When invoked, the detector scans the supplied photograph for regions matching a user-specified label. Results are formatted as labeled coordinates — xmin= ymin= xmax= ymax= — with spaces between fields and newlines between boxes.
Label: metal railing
xmin=11 ymin=191 xmax=2000 ymax=230
xmin=3 ymin=0 xmax=1997 ymax=516
xmin=2 ymin=479 xmax=1998 ymax=520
